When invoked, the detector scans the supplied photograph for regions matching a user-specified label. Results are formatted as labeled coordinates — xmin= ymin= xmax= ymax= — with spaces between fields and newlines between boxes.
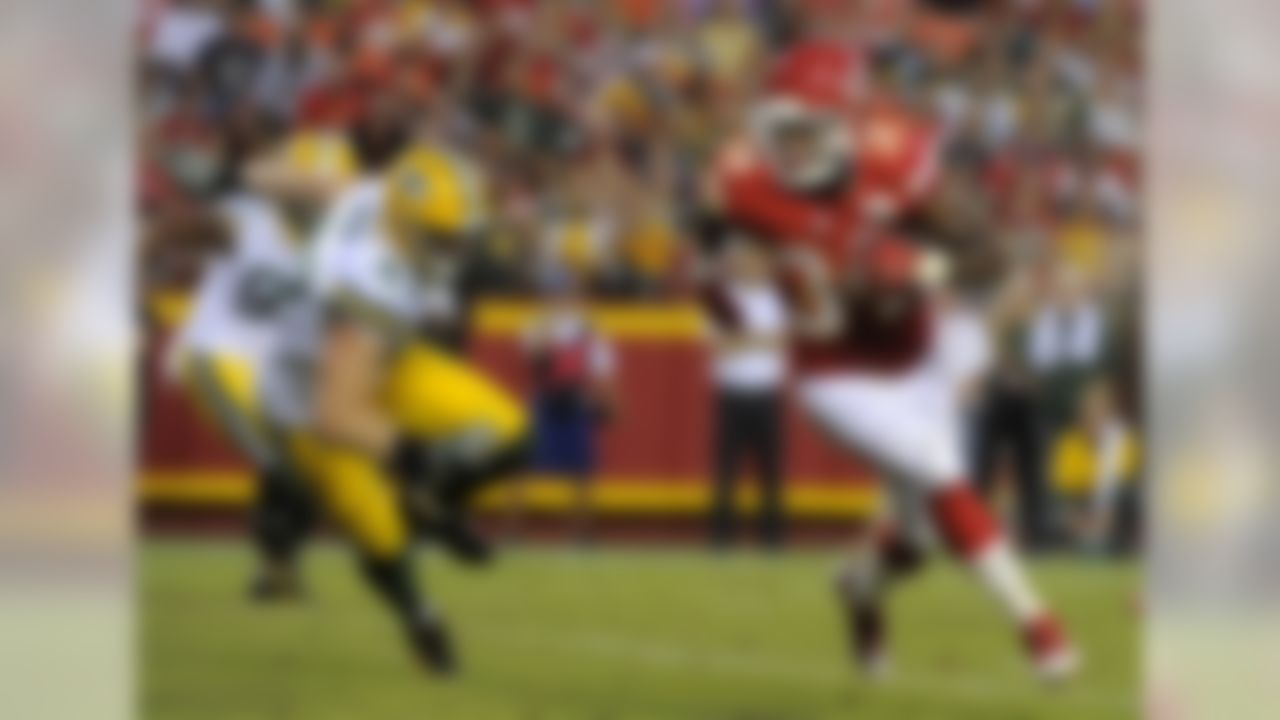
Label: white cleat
xmin=1034 ymin=644 xmax=1081 ymax=685
xmin=1023 ymin=614 xmax=1081 ymax=685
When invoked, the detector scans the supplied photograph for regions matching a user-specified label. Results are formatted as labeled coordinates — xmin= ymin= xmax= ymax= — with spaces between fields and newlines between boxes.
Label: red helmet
xmin=764 ymin=41 xmax=867 ymax=112
xmin=752 ymin=42 xmax=866 ymax=190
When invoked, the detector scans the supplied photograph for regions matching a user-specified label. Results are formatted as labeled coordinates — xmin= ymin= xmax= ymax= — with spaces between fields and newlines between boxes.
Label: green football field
xmin=142 ymin=540 xmax=1139 ymax=720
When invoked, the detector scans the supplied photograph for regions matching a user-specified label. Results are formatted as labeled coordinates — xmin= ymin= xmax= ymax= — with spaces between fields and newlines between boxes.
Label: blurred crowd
xmin=139 ymin=0 xmax=1143 ymax=553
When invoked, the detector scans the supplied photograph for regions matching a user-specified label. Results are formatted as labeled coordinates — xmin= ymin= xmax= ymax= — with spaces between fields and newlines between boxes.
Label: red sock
xmin=1023 ymin=614 xmax=1068 ymax=655
xmin=929 ymin=484 xmax=1000 ymax=560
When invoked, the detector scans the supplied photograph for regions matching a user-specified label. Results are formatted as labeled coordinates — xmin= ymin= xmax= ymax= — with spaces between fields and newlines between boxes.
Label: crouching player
xmin=259 ymin=140 xmax=529 ymax=674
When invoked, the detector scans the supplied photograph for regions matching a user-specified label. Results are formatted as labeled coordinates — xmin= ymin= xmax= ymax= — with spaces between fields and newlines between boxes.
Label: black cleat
xmin=409 ymin=617 xmax=458 ymax=676
xmin=406 ymin=489 xmax=494 ymax=566
xmin=848 ymin=602 xmax=890 ymax=680
xmin=247 ymin=566 xmax=305 ymax=603
xmin=431 ymin=515 xmax=494 ymax=566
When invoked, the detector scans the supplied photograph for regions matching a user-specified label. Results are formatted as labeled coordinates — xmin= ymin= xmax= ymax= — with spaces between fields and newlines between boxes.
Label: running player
xmin=164 ymin=128 xmax=356 ymax=599
xmin=258 ymin=136 xmax=530 ymax=674
xmin=702 ymin=41 xmax=1079 ymax=683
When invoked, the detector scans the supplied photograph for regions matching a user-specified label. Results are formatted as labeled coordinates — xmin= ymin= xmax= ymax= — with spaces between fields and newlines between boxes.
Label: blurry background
xmin=8 ymin=0 xmax=1280 ymax=717
xmin=138 ymin=0 xmax=1143 ymax=552
xmin=130 ymin=1 xmax=1149 ymax=718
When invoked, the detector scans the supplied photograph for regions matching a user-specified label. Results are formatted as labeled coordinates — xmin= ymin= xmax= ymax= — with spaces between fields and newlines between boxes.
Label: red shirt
xmin=712 ymin=106 xmax=941 ymax=374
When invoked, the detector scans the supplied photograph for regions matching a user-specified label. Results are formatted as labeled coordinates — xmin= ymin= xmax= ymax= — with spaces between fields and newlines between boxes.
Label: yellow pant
xmin=381 ymin=343 xmax=528 ymax=453
xmin=289 ymin=343 xmax=528 ymax=559
xmin=181 ymin=353 xmax=276 ymax=467
xmin=288 ymin=433 xmax=407 ymax=558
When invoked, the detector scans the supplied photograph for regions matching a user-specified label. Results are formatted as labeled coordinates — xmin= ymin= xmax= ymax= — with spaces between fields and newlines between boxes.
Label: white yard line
xmin=475 ymin=623 xmax=1135 ymax=713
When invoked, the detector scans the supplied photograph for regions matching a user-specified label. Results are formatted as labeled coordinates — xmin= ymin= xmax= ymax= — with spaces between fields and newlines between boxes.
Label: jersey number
xmin=236 ymin=269 xmax=302 ymax=319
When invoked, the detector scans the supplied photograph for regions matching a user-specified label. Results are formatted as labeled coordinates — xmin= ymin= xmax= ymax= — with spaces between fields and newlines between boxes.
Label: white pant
xmin=800 ymin=362 xmax=965 ymax=480
xmin=797 ymin=304 xmax=987 ymax=489
xmin=799 ymin=363 xmax=962 ymax=550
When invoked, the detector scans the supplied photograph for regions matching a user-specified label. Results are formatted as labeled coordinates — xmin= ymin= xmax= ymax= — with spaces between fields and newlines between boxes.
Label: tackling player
xmin=701 ymin=41 xmax=1078 ymax=683
xmin=258 ymin=133 xmax=530 ymax=674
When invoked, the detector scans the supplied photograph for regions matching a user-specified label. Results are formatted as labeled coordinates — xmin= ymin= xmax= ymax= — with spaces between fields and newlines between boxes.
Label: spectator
xmin=250 ymin=22 xmax=326 ymax=124
xmin=615 ymin=167 xmax=683 ymax=297
xmin=703 ymin=240 xmax=789 ymax=550
xmin=972 ymin=270 xmax=1053 ymax=550
xmin=1050 ymin=378 xmax=1140 ymax=556
xmin=196 ymin=1 xmax=273 ymax=114
xmin=1027 ymin=262 xmax=1110 ymax=430
xmin=536 ymin=157 xmax=626 ymax=294
xmin=697 ymin=0 xmax=763 ymax=89
xmin=520 ymin=276 xmax=618 ymax=545
xmin=146 ymin=0 xmax=225 ymax=78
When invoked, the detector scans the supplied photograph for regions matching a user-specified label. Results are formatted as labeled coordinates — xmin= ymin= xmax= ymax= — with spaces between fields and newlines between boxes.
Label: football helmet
xmin=282 ymin=130 xmax=358 ymax=186
xmin=384 ymin=144 xmax=486 ymax=277
xmin=750 ymin=41 xmax=867 ymax=191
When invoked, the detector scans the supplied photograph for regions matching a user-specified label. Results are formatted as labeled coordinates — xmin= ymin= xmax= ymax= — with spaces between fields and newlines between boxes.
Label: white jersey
xmin=308 ymin=178 xmax=384 ymax=293
xmin=259 ymin=179 xmax=458 ymax=429
xmin=168 ymin=194 xmax=303 ymax=374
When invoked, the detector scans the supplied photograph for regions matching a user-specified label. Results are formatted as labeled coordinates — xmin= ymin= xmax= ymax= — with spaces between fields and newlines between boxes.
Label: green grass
xmin=142 ymin=540 xmax=1139 ymax=720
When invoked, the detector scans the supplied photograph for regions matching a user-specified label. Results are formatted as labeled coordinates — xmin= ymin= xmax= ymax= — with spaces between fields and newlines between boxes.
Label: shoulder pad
xmin=858 ymin=109 xmax=942 ymax=207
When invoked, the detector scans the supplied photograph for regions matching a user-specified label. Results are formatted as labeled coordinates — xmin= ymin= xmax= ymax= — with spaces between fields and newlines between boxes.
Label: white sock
xmin=968 ymin=539 xmax=1046 ymax=625
xmin=834 ymin=545 xmax=882 ymax=605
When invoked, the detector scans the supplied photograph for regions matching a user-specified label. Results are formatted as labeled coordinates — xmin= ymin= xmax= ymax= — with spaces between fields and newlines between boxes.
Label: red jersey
xmin=712 ymin=106 xmax=942 ymax=374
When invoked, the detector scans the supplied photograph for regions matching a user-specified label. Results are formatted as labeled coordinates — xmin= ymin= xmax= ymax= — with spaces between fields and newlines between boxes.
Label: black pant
xmin=972 ymin=385 xmax=1050 ymax=550
xmin=710 ymin=390 xmax=785 ymax=549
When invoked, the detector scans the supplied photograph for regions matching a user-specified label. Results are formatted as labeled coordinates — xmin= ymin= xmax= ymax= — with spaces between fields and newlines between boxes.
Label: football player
xmin=701 ymin=41 xmax=1079 ymax=682
xmin=257 ymin=137 xmax=530 ymax=674
xmin=164 ymin=128 xmax=357 ymax=600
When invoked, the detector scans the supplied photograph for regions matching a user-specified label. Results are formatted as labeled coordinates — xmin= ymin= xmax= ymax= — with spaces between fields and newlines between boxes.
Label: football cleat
xmin=246 ymin=565 xmax=305 ymax=603
xmin=405 ymin=487 xmax=494 ymax=566
xmin=1023 ymin=614 xmax=1081 ymax=684
xmin=409 ymin=617 xmax=458 ymax=676
xmin=429 ymin=514 xmax=494 ymax=567
xmin=850 ymin=603 xmax=891 ymax=682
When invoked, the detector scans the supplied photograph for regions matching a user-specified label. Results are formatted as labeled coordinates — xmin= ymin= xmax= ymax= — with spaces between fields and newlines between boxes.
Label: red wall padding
xmin=140 ymin=331 xmax=870 ymax=489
